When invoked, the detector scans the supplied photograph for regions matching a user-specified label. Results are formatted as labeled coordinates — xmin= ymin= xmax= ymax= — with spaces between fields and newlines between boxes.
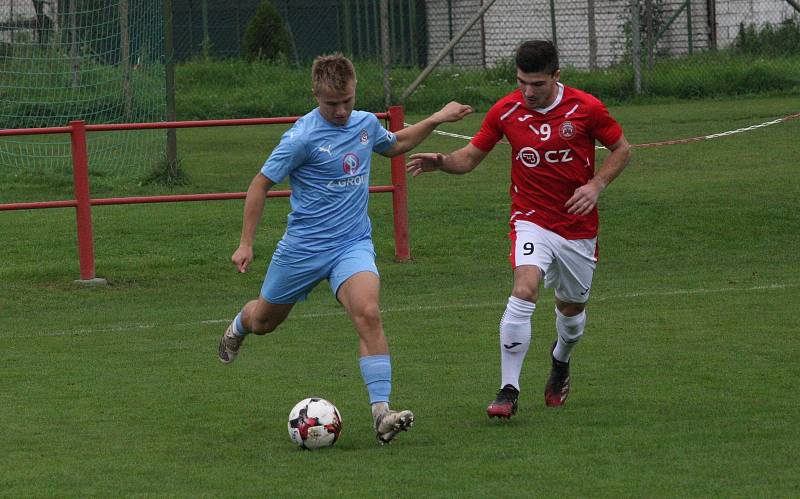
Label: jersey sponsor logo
xmin=517 ymin=114 xmax=534 ymax=122
xmin=517 ymin=147 xmax=541 ymax=167
xmin=516 ymin=147 xmax=575 ymax=168
xmin=359 ymin=129 xmax=369 ymax=144
xmin=319 ymin=144 xmax=333 ymax=156
xmin=559 ymin=120 xmax=576 ymax=140
xmin=342 ymin=152 xmax=361 ymax=174
xmin=326 ymin=172 xmax=368 ymax=188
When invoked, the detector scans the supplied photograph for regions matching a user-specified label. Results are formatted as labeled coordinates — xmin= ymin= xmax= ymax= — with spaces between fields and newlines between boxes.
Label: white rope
xmin=404 ymin=111 xmax=800 ymax=150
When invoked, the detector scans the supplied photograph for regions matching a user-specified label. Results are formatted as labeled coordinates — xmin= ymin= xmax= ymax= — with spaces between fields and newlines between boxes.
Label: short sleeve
xmin=588 ymin=99 xmax=623 ymax=148
xmin=470 ymin=102 xmax=505 ymax=152
xmin=260 ymin=125 xmax=307 ymax=184
xmin=370 ymin=115 xmax=397 ymax=154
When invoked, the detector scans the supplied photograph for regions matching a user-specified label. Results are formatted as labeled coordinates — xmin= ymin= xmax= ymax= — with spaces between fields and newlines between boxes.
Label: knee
xmin=351 ymin=302 xmax=382 ymax=329
xmin=512 ymin=283 xmax=539 ymax=303
xmin=556 ymin=302 xmax=585 ymax=316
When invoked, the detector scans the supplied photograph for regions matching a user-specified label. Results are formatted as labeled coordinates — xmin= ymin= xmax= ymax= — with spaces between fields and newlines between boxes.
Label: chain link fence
xmin=0 ymin=0 xmax=166 ymax=179
xmin=162 ymin=0 xmax=800 ymax=103
xmin=425 ymin=0 xmax=799 ymax=69
xmin=165 ymin=0 xmax=798 ymax=66
xmin=1 ymin=1 xmax=797 ymax=123
xmin=170 ymin=0 xmax=427 ymax=64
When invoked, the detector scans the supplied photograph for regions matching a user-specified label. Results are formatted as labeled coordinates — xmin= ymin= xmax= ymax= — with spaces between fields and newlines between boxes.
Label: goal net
xmin=0 ymin=0 xmax=165 ymax=182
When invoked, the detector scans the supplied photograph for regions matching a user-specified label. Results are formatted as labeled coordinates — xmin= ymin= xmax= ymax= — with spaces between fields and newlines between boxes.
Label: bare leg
xmin=241 ymin=296 xmax=295 ymax=335
xmin=337 ymin=271 xmax=414 ymax=443
xmin=218 ymin=297 xmax=294 ymax=364
xmin=336 ymin=271 xmax=388 ymax=356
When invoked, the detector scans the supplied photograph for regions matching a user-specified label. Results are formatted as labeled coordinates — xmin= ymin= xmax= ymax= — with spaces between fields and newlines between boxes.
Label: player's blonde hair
xmin=311 ymin=53 xmax=356 ymax=95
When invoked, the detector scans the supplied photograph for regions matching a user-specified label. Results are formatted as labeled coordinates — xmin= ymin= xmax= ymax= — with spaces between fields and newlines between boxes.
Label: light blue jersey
xmin=261 ymin=109 xmax=396 ymax=251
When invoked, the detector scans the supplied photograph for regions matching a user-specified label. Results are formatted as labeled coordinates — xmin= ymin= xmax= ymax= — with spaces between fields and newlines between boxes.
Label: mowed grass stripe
xmin=5 ymin=281 xmax=796 ymax=339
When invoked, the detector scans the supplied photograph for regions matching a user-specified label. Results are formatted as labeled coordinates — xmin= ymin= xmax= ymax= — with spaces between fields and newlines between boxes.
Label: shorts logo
xmin=516 ymin=147 xmax=541 ymax=168
xmin=559 ymin=121 xmax=576 ymax=140
xmin=359 ymin=129 xmax=369 ymax=144
xmin=342 ymin=152 xmax=360 ymax=174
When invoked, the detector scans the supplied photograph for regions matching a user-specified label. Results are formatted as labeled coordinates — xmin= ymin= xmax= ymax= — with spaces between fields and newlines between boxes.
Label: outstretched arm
xmin=406 ymin=143 xmax=489 ymax=176
xmin=381 ymin=101 xmax=473 ymax=158
xmin=565 ymin=135 xmax=631 ymax=215
xmin=232 ymin=172 xmax=275 ymax=273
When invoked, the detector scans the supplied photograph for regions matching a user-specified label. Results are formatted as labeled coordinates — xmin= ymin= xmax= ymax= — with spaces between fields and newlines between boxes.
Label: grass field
xmin=2 ymin=95 xmax=799 ymax=497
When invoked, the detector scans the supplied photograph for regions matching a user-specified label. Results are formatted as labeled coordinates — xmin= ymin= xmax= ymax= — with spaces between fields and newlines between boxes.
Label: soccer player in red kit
xmin=406 ymin=40 xmax=631 ymax=418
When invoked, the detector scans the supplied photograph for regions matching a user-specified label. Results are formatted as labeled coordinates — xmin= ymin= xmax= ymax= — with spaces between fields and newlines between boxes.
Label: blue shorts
xmin=260 ymin=238 xmax=379 ymax=304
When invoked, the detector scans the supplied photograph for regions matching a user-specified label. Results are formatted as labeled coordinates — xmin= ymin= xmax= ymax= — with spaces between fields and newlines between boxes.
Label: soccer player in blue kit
xmin=218 ymin=53 xmax=472 ymax=444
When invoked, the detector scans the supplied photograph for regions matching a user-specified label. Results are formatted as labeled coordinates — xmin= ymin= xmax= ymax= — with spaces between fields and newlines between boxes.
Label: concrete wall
xmin=0 ymin=0 xmax=59 ymax=44
xmin=425 ymin=0 xmax=797 ymax=69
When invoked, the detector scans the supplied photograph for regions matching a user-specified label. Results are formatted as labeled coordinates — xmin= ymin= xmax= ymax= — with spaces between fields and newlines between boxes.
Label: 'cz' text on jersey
xmin=516 ymin=147 xmax=574 ymax=168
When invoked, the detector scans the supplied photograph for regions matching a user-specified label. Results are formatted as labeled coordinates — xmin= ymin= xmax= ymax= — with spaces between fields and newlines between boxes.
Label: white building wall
xmin=0 ymin=0 xmax=59 ymax=44
xmin=425 ymin=0 xmax=797 ymax=69
xmin=715 ymin=0 xmax=797 ymax=46
xmin=425 ymin=0 xmax=484 ymax=66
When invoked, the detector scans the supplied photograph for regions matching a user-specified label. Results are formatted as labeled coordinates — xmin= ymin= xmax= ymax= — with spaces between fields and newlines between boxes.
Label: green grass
xmin=173 ymin=53 xmax=800 ymax=120
xmin=2 ymin=95 xmax=799 ymax=496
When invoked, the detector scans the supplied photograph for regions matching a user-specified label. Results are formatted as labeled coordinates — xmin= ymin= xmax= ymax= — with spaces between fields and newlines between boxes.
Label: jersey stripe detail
xmin=500 ymin=102 xmax=521 ymax=121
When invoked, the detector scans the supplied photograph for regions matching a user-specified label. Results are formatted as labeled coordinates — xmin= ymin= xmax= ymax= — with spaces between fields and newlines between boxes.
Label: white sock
xmin=553 ymin=308 xmax=586 ymax=363
xmin=499 ymin=296 xmax=536 ymax=390
xmin=372 ymin=402 xmax=389 ymax=426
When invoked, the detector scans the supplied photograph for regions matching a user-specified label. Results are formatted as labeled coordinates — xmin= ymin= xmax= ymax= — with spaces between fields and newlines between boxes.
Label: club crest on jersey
xmin=342 ymin=152 xmax=361 ymax=174
xmin=359 ymin=129 xmax=369 ymax=144
xmin=516 ymin=147 xmax=541 ymax=168
xmin=559 ymin=121 xmax=576 ymax=140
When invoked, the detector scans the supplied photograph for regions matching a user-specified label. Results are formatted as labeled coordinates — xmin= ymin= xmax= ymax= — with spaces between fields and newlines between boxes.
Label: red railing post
xmin=388 ymin=106 xmax=410 ymax=261
xmin=69 ymin=120 xmax=99 ymax=281
xmin=1 ymin=114 xmax=403 ymax=279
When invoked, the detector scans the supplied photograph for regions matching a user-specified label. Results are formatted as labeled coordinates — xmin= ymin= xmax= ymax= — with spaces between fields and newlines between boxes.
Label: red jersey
xmin=471 ymin=83 xmax=622 ymax=239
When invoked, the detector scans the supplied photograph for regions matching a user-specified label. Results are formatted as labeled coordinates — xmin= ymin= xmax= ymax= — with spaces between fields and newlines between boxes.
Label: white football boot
xmin=374 ymin=409 xmax=415 ymax=444
xmin=218 ymin=321 xmax=245 ymax=364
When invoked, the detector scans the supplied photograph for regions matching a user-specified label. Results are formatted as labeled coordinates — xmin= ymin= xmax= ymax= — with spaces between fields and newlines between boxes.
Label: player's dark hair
xmin=312 ymin=53 xmax=356 ymax=94
xmin=515 ymin=40 xmax=559 ymax=75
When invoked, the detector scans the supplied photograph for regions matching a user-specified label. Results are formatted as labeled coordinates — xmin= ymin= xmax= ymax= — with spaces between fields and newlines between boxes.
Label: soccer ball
xmin=287 ymin=397 xmax=342 ymax=450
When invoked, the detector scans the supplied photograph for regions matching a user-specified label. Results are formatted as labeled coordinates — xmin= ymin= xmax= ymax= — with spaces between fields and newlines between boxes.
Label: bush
xmin=174 ymin=51 xmax=800 ymax=120
xmin=241 ymin=1 xmax=292 ymax=63
xmin=734 ymin=18 xmax=800 ymax=56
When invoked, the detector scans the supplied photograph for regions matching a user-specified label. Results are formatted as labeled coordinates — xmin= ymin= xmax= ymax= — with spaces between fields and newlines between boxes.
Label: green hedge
xmin=175 ymin=51 xmax=800 ymax=119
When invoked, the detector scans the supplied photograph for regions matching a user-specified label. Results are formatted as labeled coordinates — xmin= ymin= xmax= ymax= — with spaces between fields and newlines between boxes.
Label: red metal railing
xmin=0 ymin=107 xmax=410 ymax=281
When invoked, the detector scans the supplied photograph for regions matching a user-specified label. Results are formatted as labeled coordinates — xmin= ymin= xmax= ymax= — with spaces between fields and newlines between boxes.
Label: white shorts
xmin=509 ymin=220 xmax=598 ymax=303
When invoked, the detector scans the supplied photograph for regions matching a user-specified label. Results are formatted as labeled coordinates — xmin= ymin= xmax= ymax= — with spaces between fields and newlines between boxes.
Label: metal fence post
xmin=631 ymin=0 xmax=643 ymax=95
xmin=69 ymin=120 xmax=105 ymax=284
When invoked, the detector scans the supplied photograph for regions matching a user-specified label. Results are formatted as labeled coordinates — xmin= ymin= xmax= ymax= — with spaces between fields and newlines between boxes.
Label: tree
xmin=241 ymin=0 xmax=291 ymax=62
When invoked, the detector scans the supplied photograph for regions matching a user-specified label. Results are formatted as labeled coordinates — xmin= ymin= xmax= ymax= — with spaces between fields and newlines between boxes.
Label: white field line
xmin=407 ymin=111 xmax=799 ymax=149
xmin=5 ymin=282 xmax=795 ymax=339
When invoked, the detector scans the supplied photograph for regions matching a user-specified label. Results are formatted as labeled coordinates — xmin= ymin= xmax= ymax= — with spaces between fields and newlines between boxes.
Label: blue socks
xmin=359 ymin=354 xmax=392 ymax=404
xmin=233 ymin=311 xmax=251 ymax=337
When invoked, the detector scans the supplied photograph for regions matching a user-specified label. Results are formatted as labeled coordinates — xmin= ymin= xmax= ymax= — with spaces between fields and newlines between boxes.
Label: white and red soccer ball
xmin=287 ymin=397 xmax=342 ymax=450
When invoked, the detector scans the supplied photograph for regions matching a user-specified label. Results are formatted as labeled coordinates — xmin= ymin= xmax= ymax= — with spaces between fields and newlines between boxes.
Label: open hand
xmin=565 ymin=181 xmax=603 ymax=215
xmin=406 ymin=152 xmax=445 ymax=177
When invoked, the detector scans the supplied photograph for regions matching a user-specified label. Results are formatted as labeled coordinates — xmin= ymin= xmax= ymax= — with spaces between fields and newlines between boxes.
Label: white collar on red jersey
xmin=534 ymin=82 xmax=564 ymax=115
